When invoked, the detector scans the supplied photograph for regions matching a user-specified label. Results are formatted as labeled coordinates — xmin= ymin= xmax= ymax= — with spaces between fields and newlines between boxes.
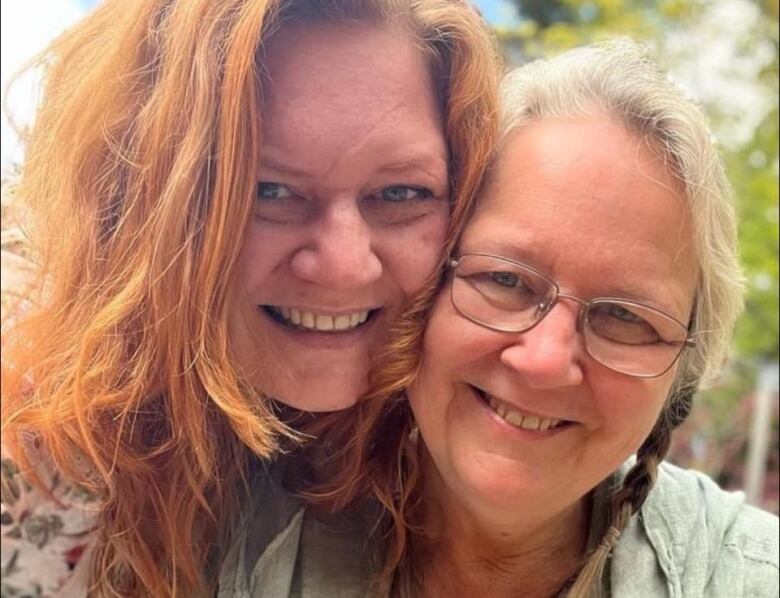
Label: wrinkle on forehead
xmin=258 ymin=21 xmax=446 ymax=185
xmin=316 ymin=97 xmax=412 ymax=180
xmin=462 ymin=118 xmax=699 ymax=317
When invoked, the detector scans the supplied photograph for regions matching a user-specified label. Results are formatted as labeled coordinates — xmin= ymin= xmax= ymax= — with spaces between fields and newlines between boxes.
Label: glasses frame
xmin=448 ymin=253 xmax=697 ymax=378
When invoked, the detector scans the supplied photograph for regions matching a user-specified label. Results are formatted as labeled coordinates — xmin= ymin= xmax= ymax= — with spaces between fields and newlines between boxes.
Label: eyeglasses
xmin=448 ymin=253 xmax=696 ymax=378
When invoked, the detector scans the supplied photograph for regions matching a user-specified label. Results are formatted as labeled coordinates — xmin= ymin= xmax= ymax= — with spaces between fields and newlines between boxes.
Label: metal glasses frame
xmin=448 ymin=253 xmax=697 ymax=378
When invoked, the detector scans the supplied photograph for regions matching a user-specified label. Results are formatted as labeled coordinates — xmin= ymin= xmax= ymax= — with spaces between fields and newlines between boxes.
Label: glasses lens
xmin=451 ymin=255 xmax=555 ymax=332
xmin=584 ymin=300 xmax=689 ymax=377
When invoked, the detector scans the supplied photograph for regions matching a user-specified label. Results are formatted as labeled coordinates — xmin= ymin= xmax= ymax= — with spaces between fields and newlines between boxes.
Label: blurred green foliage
xmin=497 ymin=0 xmax=691 ymax=58
xmin=499 ymin=0 xmax=779 ymax=362
xmin=493 ymin=0 xmax=779 ymax=509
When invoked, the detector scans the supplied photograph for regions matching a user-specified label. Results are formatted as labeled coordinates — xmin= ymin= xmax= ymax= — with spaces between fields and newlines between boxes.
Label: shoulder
xmin=650 ymin=462 xmax=778 ymax=559
xmin=655 ymin=462 xmax=778 ymax=594
xmin=1 ymin=443 xmax=99 ymax=598
xmin=620 ymin=460 xmax=778 ymax=597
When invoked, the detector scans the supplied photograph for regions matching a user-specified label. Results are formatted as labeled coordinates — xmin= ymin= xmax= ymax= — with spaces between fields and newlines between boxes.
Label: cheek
xmin=593 ymin=372 xmax=673 ymax=449
xmin=236 ymin=225 xmax=294 ymax=291
xmin=410 ymin=295 xmax=460 ymax=403
xmin=384 ymin=210 xmax=449 ymax=293
xmin=420 ymin=288 xmax=507 ymax=381
xmin=411 ymin=293 xmax=483 ymax=422
xmin=408 ymin=356 xmax=453 ymax=466
xmin=420 ymin=291 xmax=465 ymax=361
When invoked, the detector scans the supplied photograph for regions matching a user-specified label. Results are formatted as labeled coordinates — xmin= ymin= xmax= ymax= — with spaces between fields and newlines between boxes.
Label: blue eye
xmin=254 ymin=182 xmax=309 ymax=224
xmin=608 ymin=304 xmax=645 ymax=323
xmin=257 ymin=182 xmax=293 ymax=200
xmin=587 ymin=302 xmax=661 ymax=346
xmin=380 ymin=186 xmax=433 ymax=202
xmin=490 ymin=271 xmax=519 ymax=287
xmin=362 ymin=185 xmax=442 ymax=225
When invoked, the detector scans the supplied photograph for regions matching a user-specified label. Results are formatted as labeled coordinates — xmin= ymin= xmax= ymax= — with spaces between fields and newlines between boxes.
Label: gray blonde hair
xmin=500 ymin=38 xmax=744 ymax=400
xmin=497 ymin=39 xmax=744 ymax=597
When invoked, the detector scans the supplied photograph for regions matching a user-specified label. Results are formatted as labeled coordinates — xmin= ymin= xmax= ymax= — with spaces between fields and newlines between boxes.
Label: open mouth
xmin=263 ymin=305 xmax=377 ymax=332
xmin=472 ymin=386 xmax=570 ymax=432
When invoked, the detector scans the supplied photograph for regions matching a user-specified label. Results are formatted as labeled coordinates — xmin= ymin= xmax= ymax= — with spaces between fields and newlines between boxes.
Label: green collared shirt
xmin=218 ymin=460 xmax=779 ymax=597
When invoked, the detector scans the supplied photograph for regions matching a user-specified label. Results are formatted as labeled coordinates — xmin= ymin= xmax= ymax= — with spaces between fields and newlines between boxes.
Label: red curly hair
xmin=1 ymin=0 xmax=500 ymax=595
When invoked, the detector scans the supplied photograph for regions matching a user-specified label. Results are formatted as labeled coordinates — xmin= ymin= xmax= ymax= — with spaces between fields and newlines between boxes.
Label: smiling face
xmin=409 ymin=117 xmax=699 ymax=529
xmin=232 ymin=21 xmax=449 ymax=411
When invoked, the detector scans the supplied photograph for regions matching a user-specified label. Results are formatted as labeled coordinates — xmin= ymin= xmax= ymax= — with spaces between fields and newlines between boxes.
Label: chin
xmin=453 ymin=451 xmax=541 ymax=504
xmin=270 ymin=379 xmax=366 ymax=413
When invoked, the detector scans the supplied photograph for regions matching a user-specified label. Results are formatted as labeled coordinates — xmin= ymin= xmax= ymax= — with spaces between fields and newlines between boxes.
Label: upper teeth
xmin=269 ymin=306 xmax=370 ymax=332
xmin=488 ymin=396 xmax=561 ymax=431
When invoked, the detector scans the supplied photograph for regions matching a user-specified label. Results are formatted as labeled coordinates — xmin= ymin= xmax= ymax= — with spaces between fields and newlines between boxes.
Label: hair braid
xmin=565 ymin=387 xmax=695 ymax=598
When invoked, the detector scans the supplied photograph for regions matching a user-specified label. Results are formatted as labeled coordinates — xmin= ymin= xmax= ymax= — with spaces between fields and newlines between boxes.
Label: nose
xmin=289 ymin=200 xmax=383 ymax=289
xmin=500 ymin=302 xmax=584 ymax=389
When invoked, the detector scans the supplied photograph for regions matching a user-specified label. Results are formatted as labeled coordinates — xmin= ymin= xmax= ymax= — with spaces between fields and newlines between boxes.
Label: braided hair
xmin=565 ymin=386 xmax=696 ymax=598
xmin=496 ymin=39 xmax=743 ymax=597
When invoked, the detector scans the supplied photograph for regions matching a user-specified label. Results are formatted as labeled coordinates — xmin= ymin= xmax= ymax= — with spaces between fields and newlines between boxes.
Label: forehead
xmin=258 ymin=20 xmax=446 ymax=175
xmin=263 ymin=19 xmax=428 ymax=85
xmin=261 ymin=21 xmax=438 ymax=133
xmin=462 ymin=117 xmax=699 ymax=314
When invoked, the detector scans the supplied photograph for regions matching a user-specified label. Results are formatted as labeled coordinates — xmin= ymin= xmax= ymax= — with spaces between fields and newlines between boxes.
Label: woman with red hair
xmin=0 ymin=1 xmax=501 ymax=595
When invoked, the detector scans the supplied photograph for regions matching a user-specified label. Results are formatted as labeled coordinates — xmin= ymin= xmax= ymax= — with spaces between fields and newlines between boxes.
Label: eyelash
xmin=255 ymin=182 xmax=436 ymax=202
xmin=256 ymin=182 xmax=294 ymax=200
xmin=373 ymin=185 xmax=435 ymax=202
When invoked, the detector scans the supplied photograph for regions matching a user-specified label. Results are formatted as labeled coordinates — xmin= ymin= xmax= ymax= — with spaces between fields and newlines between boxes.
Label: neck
xmin=414 ymin=463 xmax=590 ymax=598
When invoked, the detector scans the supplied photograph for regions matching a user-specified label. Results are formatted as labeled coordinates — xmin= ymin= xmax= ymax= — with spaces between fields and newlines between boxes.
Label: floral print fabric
xmin=1 ymin=182 xmax=98 ymax=597
xmin=1 ymin=452 xmax=97 ymax=598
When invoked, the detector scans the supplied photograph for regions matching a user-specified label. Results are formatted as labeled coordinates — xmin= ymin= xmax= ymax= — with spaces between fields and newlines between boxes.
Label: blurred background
xmin=2 ymin=0 xmax=778 ymax=513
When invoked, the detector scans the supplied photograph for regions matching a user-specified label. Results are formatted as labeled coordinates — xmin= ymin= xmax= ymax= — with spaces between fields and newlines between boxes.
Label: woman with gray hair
xmin=223 ymin=39 xmax=779 ymax=597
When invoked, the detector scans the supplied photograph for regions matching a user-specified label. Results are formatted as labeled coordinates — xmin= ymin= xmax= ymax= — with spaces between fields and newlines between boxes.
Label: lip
xmin=469 ymin=384 xmax=575 ymax=439
xmin=266 ymin=305 xmax=379 ymax=317
xmin=258 ymin=304 xmax=382 ymax=349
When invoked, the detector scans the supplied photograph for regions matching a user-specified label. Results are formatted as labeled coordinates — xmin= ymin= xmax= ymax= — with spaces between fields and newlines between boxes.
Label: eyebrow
xmin=463 ymin=239 xmax=543 ymax=270
xmin=376 ymin=156 xmax=448 ymax=177
xmin=258 ymin=154 xmax=448 ymax=181
xmin=259 ymin=157 xmax=313 ymax=180
xmin=461 ymin=240 xmax=683 ymax=313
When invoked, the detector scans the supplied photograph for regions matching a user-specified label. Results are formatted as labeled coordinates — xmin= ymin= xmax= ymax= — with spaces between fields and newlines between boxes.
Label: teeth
xmin=503 ymin=410 xmax=524 ymax=427
xmin=334 ymin=315 xmax=351 ymax=331
xmin=269 ymin=307 xmax=370 ymax=333
xmin=484 ymin=393 xmax=561 ymax=431
xmin=315 ymin=314 xmax=334 ymax=331
xmin=523 ymin=415 xmax=540 ymax=430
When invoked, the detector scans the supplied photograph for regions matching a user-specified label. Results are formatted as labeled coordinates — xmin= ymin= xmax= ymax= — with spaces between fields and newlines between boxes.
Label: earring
xmin=409 ymin=422 xmax=419 ymax=444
